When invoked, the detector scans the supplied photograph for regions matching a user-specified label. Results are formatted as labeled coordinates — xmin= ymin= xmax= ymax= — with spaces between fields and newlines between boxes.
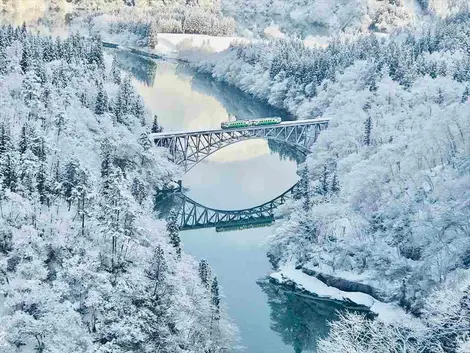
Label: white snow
xmin=263 ymin=25 xmax=285 ymax=39
xmin=271 ymin=264 xmax=411 ymax=324
xmin=155 ymin=33 xmax=250 ymax=57
xmin=154 ymin=33 xmax=328 ymax=57
xmin=303 ymin=35 xmax=329 ymax=48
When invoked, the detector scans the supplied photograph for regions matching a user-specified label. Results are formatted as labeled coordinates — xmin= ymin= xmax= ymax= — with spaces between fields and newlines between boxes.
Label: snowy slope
xmin=221 ymin=0 xmax=469 ymax=37
xmin=0 ymin=27 xmax=236 ymax=352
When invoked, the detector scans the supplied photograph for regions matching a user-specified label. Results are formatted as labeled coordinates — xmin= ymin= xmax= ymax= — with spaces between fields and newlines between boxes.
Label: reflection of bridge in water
xmin=153 ymin=118 xmax=330 ymax=231
xmin=174 ymin=181 xmax=301 ymax=231
xmin=151 ymin=118 xmax=329 ymax=172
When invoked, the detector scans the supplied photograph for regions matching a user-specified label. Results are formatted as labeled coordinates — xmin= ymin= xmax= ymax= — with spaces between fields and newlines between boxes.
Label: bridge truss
xmin=151 ymin=118 xmax=329 ymax=172
xmin=176 ymin=182 xmax=300 ymax=231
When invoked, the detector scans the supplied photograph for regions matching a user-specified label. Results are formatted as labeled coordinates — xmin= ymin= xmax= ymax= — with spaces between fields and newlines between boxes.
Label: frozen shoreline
xmin=100 ymin=32 xmax=251 ymax=60
xmin=271 ymin=264 xmax=412 ymax=325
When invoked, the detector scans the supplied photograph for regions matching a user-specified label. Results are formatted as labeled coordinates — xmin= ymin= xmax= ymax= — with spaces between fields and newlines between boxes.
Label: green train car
xmin=221 ymin=117 xmax=282 ymax=129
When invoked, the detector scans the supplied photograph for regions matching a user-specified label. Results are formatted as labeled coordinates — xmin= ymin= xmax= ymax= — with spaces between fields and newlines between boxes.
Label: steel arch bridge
xmin=175 ymin=181 xmax=301 ymax=231
xmin=150 ymin=118 xmax=329 ymax=172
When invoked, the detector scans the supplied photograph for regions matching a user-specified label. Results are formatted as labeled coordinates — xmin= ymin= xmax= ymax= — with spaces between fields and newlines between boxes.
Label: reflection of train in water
xmin=215 ymin=218 xmax=275 ymax=233
xmin=221 ymin=117 xmax=282 ymax=129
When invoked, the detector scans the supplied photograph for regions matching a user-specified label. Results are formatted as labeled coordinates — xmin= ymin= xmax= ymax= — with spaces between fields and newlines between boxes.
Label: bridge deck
xmin=149 ymin=118 xmax=329 ymax=139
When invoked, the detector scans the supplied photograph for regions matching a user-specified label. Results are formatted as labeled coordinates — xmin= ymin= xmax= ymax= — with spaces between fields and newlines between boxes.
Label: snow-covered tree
xmin=166 ymin=209 xmax=181 ymax=258
xmin=199 ymin=259 xmax=212 ymax=289
xmin=95 ymin=82 xmax=108 ymax=115
xmin=151 ymin=114 xmax=163 ymax=133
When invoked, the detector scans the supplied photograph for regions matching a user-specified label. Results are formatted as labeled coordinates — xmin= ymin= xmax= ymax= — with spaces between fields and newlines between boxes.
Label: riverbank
xmin=270 ymin=265 xmax=411 ymax=324
xmin=103 ymin=33 xmax=249 ymax=59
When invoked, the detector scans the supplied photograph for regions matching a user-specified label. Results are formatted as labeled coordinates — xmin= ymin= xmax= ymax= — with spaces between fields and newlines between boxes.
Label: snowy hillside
xmin=0 ymin=27 xmax=236 ymax=352
xmin=180 ymin=11 xmax=470 ymax=352
xmin=222 ymin=0 xmax=470 ymax=37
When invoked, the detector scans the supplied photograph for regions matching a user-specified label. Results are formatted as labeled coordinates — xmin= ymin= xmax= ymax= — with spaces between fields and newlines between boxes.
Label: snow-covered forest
xmin=0 ymin=25 xmax=236 ymax=352
xmin=84 ymin=5 xmax=236 ymax=46
xmin=222 ymin=0 xmax=470 ymax=37
xmin=1 ymin=0 xmax=470 ymax=351
xmin=181 ymin=11 xmax=470 ymax=352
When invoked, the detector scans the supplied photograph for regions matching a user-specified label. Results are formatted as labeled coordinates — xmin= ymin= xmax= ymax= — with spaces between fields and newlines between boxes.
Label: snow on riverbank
xmin=271 ymin=264 xmax=411 ymax=324
xmin=138 ymin=33 xmax=327 ymax=58
xmin=99 ymin=31 xmax=251 ymax=58
xmin=156 ymin=33 xmax=250 ymax=56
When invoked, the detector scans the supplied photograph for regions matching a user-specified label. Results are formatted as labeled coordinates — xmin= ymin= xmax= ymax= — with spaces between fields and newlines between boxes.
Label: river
xmin=115 ymin=52 xmax=359 ymax=353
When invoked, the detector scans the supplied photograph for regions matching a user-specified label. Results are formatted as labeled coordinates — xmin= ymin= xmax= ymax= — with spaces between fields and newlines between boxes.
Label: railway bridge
xmin=150 ymin=118 xmax=329 ymax=172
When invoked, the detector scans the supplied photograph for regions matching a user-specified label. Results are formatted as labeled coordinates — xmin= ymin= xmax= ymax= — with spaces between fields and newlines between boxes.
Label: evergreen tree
xmin=21 ymin=22 xmax=27 ymax=36
xmin=2 ymin=155 xmax=17 ymax=192
xmin=20 ymin=43 xmax=31 ymax=73
xmin=22 ymin=69 xmax=42 ymax=109
xmin=166 ymin=210 xmax=181 ymax=259
xmin=139 ymin=245 xmax=177 ymax=352
xmin=319 ymin=166 xmax=328 ymax=197
xmin=100 ymin=142 xmax=112 ymax=196
xmin=113 ymin=93 xmax=124 ymax=124
xmin=331 ymin=173 xmax=340 ymax=195
xmin=88 ymin=35 xmax=104 ymax=67
xmin=302 ymin=190 xmax=311 ymax=212
xmin=148 ymin=22 xmax=158 ymax=50
xmin=133 ymin=97 xmax=146 ymax=126
xmin=138 ymin=132 xmax=152 ymax=151
xmin=436 ymin=88 xmax=444 ymax=105
xmin=120 ymin=75 xmax=134 ymax=111
xmin=55 ymin=111 xmax=65 ymax=137
xmin=100 ymin=143 xmax=112 ymax=179
xmin=36 ymin=163 xmax=48 ymax=205
xmin=0 ymin=31 xmax=6 ymax=49
xmin=32 ymin=136 xmax=46 ymax=162
xmin=41 ymin=85 xmax=52 ymax=110
xmin=42 ymin=37 xmax=55 ymax=62
xmin=461 ymin=86 xmax=469 ymax=104
xmin=131 ymin=177 xmax=146 ymax=205
xmin=0 ymin=46 xmax=7 ymax=76
xmin=35 ymin=61 xmax=48 ymax=86
xmin=110 ymin=56 xmax=121 ymax=85
xmin=113 ymin=76 xmax=134 ymax=124
xmin=63 ymin=159 xmax=79 ymax=210
xmin=364 ymin=116 xmax=372 ymax=146
xmin=365 ymin=64 xmax=378 ymax=92
xmin=146 ymin=245 xmax=167 ymax=295
xmin=76 ymin=175 xmax=90 ymax=237
xmin=18 ymin=125 xmax=28 ymax=155
xmin=62 ymin=39 xmax=73 ymax=64
xmin=0 ymin=123 xmax=11 ymax=157
xmin=151 ymin=115 xmax=163 ymax=133
xmin=211 ymin=277 xmax=220 ymax=322
xmin=95 ymin=83 xmax=108 ymax=115
xmin=198 ymin=259 xmax=211 ymax=289
xmin=294 ymin=165 xmax=310 ymax=201
xmin=55 ymin=37 xmax=63 ymax=59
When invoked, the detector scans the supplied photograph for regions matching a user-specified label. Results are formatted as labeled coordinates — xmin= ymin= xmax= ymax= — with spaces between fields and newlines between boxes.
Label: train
xmin=221 ymin=117 xmax=282 ymax=129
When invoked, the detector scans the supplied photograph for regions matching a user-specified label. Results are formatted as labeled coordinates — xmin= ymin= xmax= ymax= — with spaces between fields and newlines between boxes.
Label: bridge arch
xmin=151 ymin=118 xmax=329 ymax=172
xmin=184 ymin=137 xmax=308 ymax=172
xmin=174 ymin=181 xmax=301 ymax=231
